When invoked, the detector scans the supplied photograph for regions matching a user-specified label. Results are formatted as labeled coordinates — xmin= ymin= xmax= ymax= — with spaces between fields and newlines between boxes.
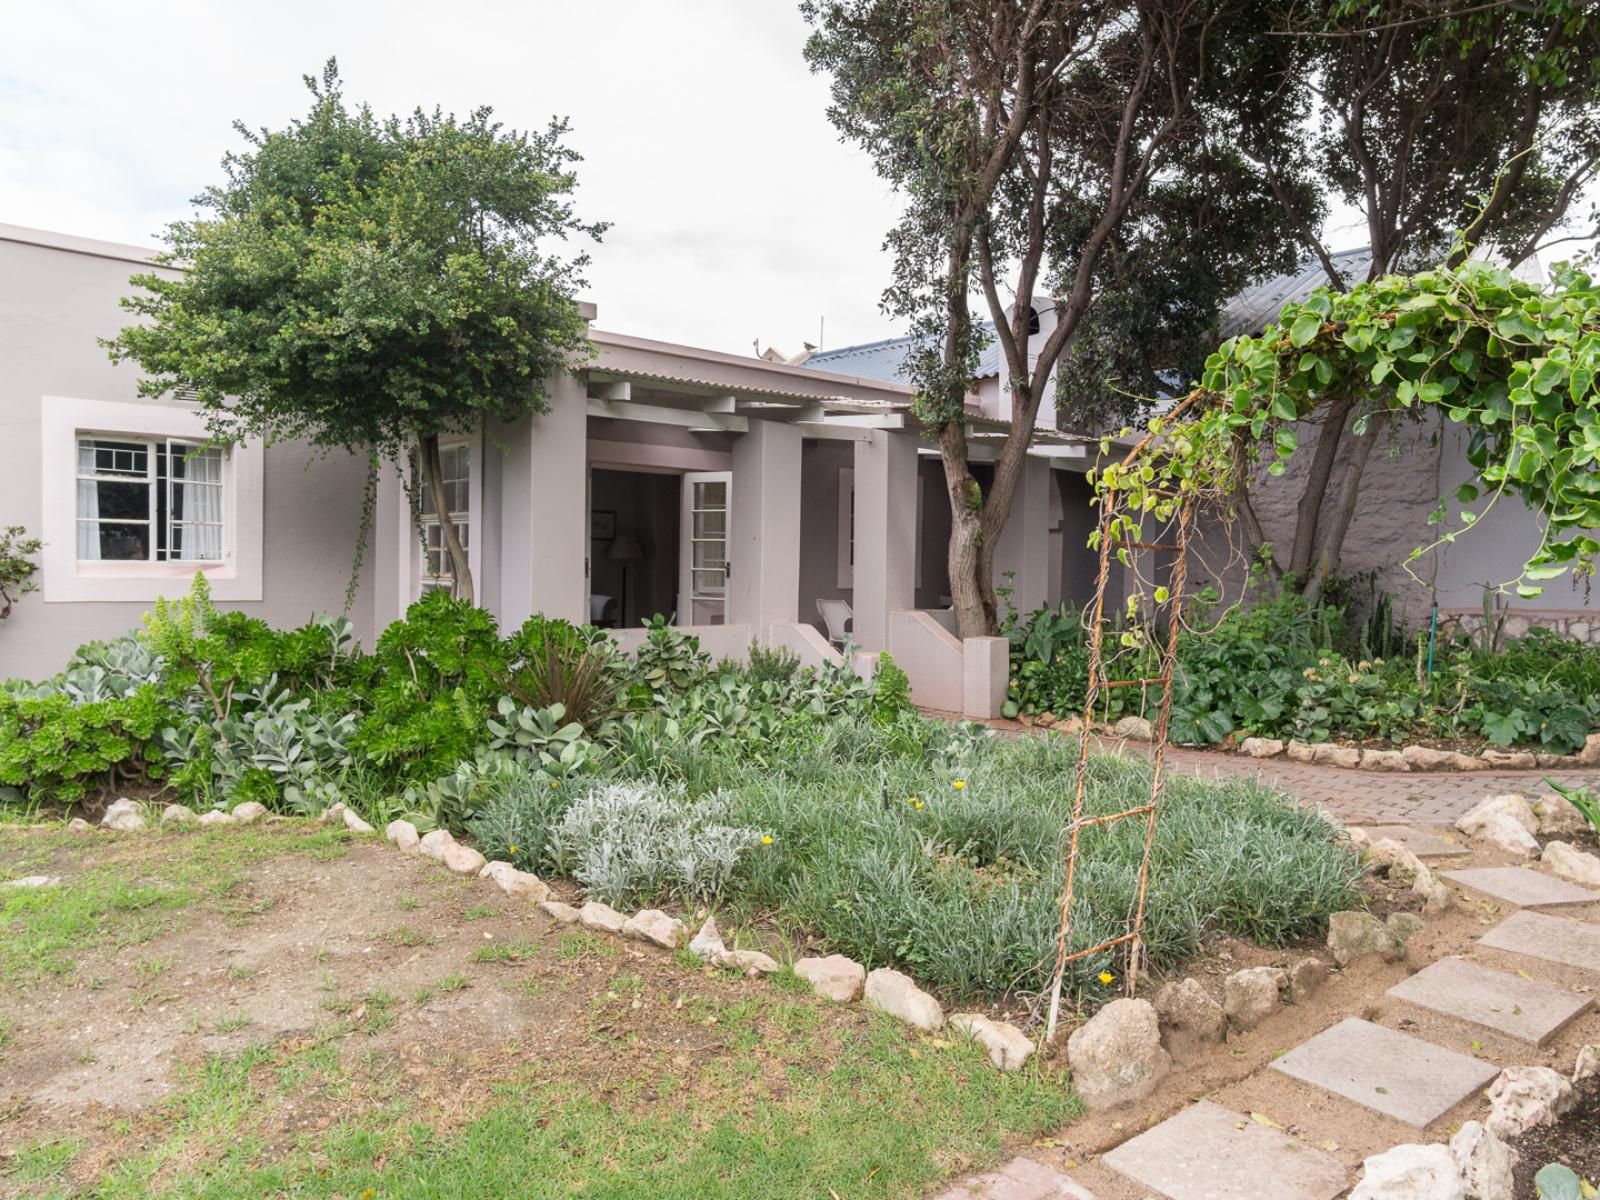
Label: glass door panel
xmin=680 ymin=471 xmax=731 ymax=625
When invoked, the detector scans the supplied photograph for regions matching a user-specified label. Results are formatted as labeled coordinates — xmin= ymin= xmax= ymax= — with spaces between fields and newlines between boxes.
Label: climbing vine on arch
xmin=1093 ymin=260 xmax=1600 ymax=601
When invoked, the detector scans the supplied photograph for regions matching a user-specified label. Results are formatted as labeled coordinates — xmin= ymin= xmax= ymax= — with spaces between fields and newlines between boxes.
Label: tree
xmin=1240 ymin=0 xmax=1600 ymax=598
xmin=0 ymin=525 xmax=42 ymax=620
xmin=108 ymin=60 xmax=605 ymax=605
xmin=804 ymin=0 xmax=1305 ymax=637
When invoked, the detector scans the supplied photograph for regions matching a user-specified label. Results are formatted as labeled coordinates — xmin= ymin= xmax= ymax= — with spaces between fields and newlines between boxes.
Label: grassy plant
xmin=437 ymin=972 xmax=469 ymax=994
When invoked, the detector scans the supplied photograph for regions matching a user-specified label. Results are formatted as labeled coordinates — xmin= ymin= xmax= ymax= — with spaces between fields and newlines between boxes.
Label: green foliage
xmin=500 ymin=615 xmax=622 ymax=732
xmin=1534 ymin=1163 xmax=1591 ymax=1200
xmin=0 ymin=524 xmax=42 ymax=619
xmin=0 ymin=688 xmax=165 ymax=804
xmin=630 ymin=616 xmax=711 ymax=694
xmin=1544 ymin=777 xmax=1600 ymax=837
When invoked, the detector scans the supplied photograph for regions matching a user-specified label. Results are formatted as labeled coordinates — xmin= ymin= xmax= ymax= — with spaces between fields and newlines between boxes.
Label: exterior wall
xmin=797 ymin=438 xmax=855 ymax=634
xmin=0 ymin=228 xmax=372 ymax=682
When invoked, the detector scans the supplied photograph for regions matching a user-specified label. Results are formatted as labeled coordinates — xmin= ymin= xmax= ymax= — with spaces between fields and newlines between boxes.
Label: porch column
xmin=853 ymin=429 xmax=918 ymax=651
xmin=497 ymin=371 xmax=588 ymax=627
xmin=372 ymin=458 xmax=414 ymax=633
xmin=993 ymin=453 xmax=1051 ymax=615
xmin=729 ymin=418 xmax=802 ymax=640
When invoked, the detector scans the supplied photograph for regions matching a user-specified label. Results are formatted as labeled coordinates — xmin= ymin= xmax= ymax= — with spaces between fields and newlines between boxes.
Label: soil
xmin=1507 ymin=1075 xmax=1600 ymax=1198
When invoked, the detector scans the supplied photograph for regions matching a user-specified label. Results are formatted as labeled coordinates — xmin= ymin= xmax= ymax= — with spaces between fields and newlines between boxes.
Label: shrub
xmin=501 ymin=615 xmax=622 ymax=731
xmin=466 ymin=768 xmax=576 ymax=873
xmin=629 ymin=616 xmax=711 ymax=694
xmin=0 ymin=525 xmax=42 ymax=620
xmin=0 ymin=688 xmax=166 ymax=803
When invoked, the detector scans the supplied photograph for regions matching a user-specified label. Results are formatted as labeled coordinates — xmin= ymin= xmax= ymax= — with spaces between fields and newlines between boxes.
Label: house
xmin=0 ymin=223 xmax=1097 ymax=714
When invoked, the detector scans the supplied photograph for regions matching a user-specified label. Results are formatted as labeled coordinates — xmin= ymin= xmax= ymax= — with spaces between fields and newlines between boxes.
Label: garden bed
xmin=1507 ymin=1075 xmax=1600 ymax=1198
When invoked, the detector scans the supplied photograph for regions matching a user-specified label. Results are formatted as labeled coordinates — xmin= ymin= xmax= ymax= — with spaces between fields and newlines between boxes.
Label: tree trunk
xmin=420 ymin=432 xmax=474 ymax=606
xmin=940 ymin=421 xmax=995 ymax=637
xmin=1304 ymin=411 xmax=1386 ymax=607
xmin=1286 ymin=394 xmax=1353 ymax=581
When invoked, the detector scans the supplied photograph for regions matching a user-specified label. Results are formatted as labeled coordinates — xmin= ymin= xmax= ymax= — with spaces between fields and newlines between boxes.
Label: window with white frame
xmin=419 ymin=440 xmax=470 ymax=592
xmin=75 ymin=436 xmax=226 ymax=562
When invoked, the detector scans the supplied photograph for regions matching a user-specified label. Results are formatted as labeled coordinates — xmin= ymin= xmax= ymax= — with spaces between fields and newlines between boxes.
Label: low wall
xmin=610 ymin=623 xmax=753 ymax=664
xmin=767 ymin=622 xmax=845 ymax=670
xmin=888 ymin=610 xmax=964 ymax=713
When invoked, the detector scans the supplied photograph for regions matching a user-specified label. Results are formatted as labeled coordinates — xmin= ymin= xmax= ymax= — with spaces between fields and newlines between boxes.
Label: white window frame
xmin=40 ymin=396 xmax=264 ymax=603
xmin=405 ymin=432 xmax=481 ymax=602
xmin=74 ymin=435 xmax=226 ymax=566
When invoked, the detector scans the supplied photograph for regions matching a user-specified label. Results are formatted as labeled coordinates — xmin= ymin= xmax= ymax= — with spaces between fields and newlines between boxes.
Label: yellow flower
xmin=1347 ymin=674 xmax=1360 ymax=685
xmin=508 ymin=844 xmax=518 ymax=854
xmin=914 ymin=801 xmax=924 ymax=810
xmin=761 ymin=835 xmax=774 ymax=845
xmin=1098 ymin=971 xmax=1114 ymax=985
xmin=550 ymin=780 xmax=559 ymax=789
xmin=952 ymin=780 xmax=966 ymax=790
xmin=360 ymin=1191 xmax=376 ymax=1200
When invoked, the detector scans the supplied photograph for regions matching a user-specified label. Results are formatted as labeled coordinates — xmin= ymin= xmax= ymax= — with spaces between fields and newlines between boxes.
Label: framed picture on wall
xmin=591 ymin=510 xmax=617 ymax=540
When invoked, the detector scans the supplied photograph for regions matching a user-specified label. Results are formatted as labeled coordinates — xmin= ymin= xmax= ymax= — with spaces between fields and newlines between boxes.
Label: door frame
xmin=678 ymin=470 xmax=731 ymax=625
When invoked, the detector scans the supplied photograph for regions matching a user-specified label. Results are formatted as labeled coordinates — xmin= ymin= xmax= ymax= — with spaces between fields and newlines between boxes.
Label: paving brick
xmin=1354 ymin=826 xmax=1470 ymax=857
xmin=932 ymin=1156 xmax=1098 ymax=1200
xmin=1269 ymin=1018 xmax=1499 ymax=1128
xmin=1100 ymin=1100 xmax=1346 ymax=1200
xmin=1479 ymin=910 xmax=1600 ymax=974
xmin=1441 ymin=866 xmax=1600 ymax=909
xmin=1387 ymin=957 xmax=1593 ymax=1045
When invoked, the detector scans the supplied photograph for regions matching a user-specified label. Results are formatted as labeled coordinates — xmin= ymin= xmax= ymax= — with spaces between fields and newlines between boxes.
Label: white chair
xmin=589 ymin=594 xmax=615 ymax=625
xmin=817 ymin=598 xmax=854 ymax=648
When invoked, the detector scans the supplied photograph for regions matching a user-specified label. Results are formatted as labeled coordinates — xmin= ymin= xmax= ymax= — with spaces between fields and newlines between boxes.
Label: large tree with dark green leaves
xmin=108 ymin=60 xmax=605 ymax=605
xmin=803 ymin=0 xmax=1305 ymax=637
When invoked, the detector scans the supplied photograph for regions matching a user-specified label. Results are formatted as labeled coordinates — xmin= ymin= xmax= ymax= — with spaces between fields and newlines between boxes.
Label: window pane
xmin=692 ymin=541 xmax=724 ymax=570
xmin=88 ymin=480 xmax=150 ymax=521
xmin=171 ymin=523 xmax=223 ymax=561
xmin=171 ymin=444 xmax=222 ymax=484
xmin=84 ymin=522 xmax=151 ymax=561
xmin=693 ymin=510 xmax=726 ymax=538
xmin=86 ymin=440 xmax=148 ymax=478
xmin=694 ymin=481 xmax=726 ymax=509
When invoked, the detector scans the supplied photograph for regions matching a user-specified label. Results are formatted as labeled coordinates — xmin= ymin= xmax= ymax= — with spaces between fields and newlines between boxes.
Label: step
xmin=1269 ymin=1017 xmax=1498 ymax=1128
xmin=1479 ymin=910 xmax=1600 ymax=974
xmin=1441 ymin=866 xmax=1600 ymax=909
xmin=1355 ymin=826 xmax=1469 ymax=858
xmin=1100 ymin=1099 xmax=1346 ymax=1200
xmin=1386 ymin=957 xmax=1592 ymax=1046
xmin=931 ymin=1156 xmax=1098 ymax=1200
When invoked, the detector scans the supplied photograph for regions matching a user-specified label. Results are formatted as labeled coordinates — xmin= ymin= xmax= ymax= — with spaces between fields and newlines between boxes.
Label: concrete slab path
xmin=1386 ymin=956 xmax=1593 ymax=1046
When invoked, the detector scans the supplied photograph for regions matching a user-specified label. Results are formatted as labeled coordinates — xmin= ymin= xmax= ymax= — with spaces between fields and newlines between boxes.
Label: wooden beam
xmin=586 ymin=398 xmax=748 ymax=433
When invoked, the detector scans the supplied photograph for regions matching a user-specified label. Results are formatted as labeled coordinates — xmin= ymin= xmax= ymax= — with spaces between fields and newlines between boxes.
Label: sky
xmin=0 ymin=0 xmax=908 ymax=357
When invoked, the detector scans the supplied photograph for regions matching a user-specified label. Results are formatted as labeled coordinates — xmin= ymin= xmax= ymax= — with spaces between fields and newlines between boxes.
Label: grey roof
xmin=802 ymin=321 xmax=1002 ymax=384
xmin=1219 ymin=246 xmax=1374 ymax=338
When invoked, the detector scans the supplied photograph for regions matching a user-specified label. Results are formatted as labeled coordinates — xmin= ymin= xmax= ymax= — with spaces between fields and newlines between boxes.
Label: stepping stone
xmin=1270 ymin=1017 xmax=1498 ymax=1128
xmin=1387 ymin=957 xmax=1592 ymax=1046
xmin=1356 ymin=826 xmax=1469 ymax=858
xmin=1480 ymin=910 xmax=1600 ymax=974
xmin=1441 ymin=866 xmax=1600 ymax=909
xmin=932 ymin=1156 xmax=1098 ymax=1200
xmin=1101 ymin=1100 xmax=1346 ymax=1200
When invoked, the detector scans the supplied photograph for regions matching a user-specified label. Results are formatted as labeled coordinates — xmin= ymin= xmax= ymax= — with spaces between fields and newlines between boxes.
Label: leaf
xmin=1289 ymin=313 xmax=1321 ymax=348
xmin=1249 ymin=1112 xmax=1282 ymax=1129
xmin=1535 ymin=1163 xmax=1583 ymax=1200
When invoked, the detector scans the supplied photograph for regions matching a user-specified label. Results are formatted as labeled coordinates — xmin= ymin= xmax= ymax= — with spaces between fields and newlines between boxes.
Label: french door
xmin=679 ymin=471 xmax=730 ymax=625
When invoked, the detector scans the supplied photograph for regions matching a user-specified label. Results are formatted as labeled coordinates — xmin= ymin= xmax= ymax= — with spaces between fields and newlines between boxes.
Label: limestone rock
xmin=101 ymin=798 xmax=147 ymax=832
xmin=1572 ymin=1044 xmax=1599 ymax=1084
xmin=622 ymin=908 xmax=685 ymax=950
xmin=1458 ymin=794 xmax=1539 ymax=836
xmin=1541 ymin=840 xmax=1600 ymax=887
xmin=318 ymin=802 xmax=347 ymax=824
xmin=1287 ymin=957 xmax=1328 ymax=1005
xmin=1065 ymin=998 xmax=1170 ymax=1110
xmin=1348 ymin=826 xmax=1373 ymax=851
xmin=950 ymin=1013 xmax=1035 ymax=1071
xmin=442 ymin=841 xmax=487 ymax=876
xmin=342 ymin=807 xmax=375 ymax=834
xmin=1387 ymin=847 xmax=1429 ymax=886
xmin=794 ymin=954 xmax=865 ymax=1003
xmin=1479 ymin=748 xmax=1538 ymax=770
xmin=715 ymin=948 xmax=780 ymax=976
xmin=385 ymin=819 xmax=421 ymax=853
xmin=1366 ymin=838 xmax=1409 ymax=870
xmin=1240 ymin=737 xmax=1283 ymax=758
xmin=1285 ymin=739 xmax=1316 ymax=763
xmin=1223 ymin=966 xmax=1287 ymax=1031
xmin=1312 ymin=743 xmax=1362 ymax=768
xmin=1351 ymin=1143 xmax=1465 ymax=1200
xmin=3 ymin=875 xmax=59 ymax=888
xmin=1421 ymin=878 xmax=1455 ymax=917
xmin=418 ymin=829 xmax=455 ymax=862
xmin=1151 ymin=978 xmax=1226 ymax=1061
xmin=197 ymin=809 xmax=236 ymax=827
xmin=1386 ymin=912 xmax=1425 ymax=950
xmin=1327 ymin=911 xmax=1401 ymax=966
xmin=1360 ymin=748 xmax=1411 ymax=772
xmin=1532 ymin=793 xmax=1591 ymax=837
xmin=1579 ymin=732 xmax=1600 ymax=765
xmin=66 ymin=817 xmax=93 ymax=834
xmin=578 ymin=900 xmax=628 ymax=934
xmin=688 ymin=917 xmax=725 ymax=960
xmin=1113 ymin=715 xmax=1153 ymax=742
xmin=231 ymin=801 xmax=269 ymax=824
xmin=480 ymin=861 xmax=550 ymax=903
xmin=1403 ymin=744 xmax=1486 ymax=771
xmin=864 ymin=968 xmax=944 ymax=1031
xmin=539 ymin=899 xmax=581 ymax=924
xmin=160 ymin=803 xmax=199 ymax=827
xmin=1449 ymin=1120 xmax=1518 ymax=1200
xmin=1484 ymin=1065 xmax=1575 ymax=1140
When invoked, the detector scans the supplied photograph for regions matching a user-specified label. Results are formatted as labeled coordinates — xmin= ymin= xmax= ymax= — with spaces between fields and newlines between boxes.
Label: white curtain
xmin=76 ymin=440 xmax=100 ymax=560
xmin=172 ymin=444 xmax=223 ymax=560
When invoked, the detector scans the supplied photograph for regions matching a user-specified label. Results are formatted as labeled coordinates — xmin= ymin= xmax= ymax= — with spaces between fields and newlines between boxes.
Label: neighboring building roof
xmin=1218 ymin=246 xmax=1374 ymax=338
xmin=0 ymin=221 xmax=167 ymax=269
xmin=801 ymin=321 xmax=1002 ymax=384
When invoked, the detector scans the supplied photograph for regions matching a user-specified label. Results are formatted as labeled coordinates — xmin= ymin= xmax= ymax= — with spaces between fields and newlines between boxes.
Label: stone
xmin=688 ymin=917 xmax=725 ymax=959
xmin=1480 ymin=910 xmax=1600 ymax=973
xmin=319 ymin=802 xmax=347 ymax=823
xmin=949 ymin=1014 xmax=1035 ymax=1072
xmin=101 ymin=798 xmax=147 ymax=832
xmin=342 ymin=807 xmax=375 ymax=834
xmin=1579 ymin=731 xmax=1600 ymax=765
xmin=1241 ymin=737 xmax=1284 ymax=758
xmin=1312 ymin=743 xmax=1362 ymax=768
xmin=1421 ymin=878 xmax=1455 ymax=917
xmin=1541 ymin=840 xmax=1600 ymax=887
xmin=622 ymin=908 xmax=685 ymax=950
xmin=1065 ymin=998 xmax=1169 ymax=1110
xmin=539 ymin=899 xmax=581 ymax=924
xmin=933 ymin=1156 xmax=1099 ymax=1200
xmin=1269 ymin=1018 xmax=1499 ymax=1128
xmin=1288 ymin=957 xmax=1328 ymax=1004
xmin=3 ymin=875 xmax=59 ymax=888
xmin=1387 ymin=911 xmax=1425 ymax=950
xmin=578 ymin=900 xmax=628 ymax=934
xmin=1572 ymin=1044 xmax=1599 ymax=1083
xmin=1404 ymin=744 xmax=1487 ymax=771
xmin=1440 ymin=865 xmax=1599 ymax=908
xmin=1365 ymin=838 xmax=1410 ymax=870
xmin=1387 ymin=847 xmax=1429 ymax=886
xmin=1223 ymin=966 xmax=1287 ymax=1031
xmin=1151 ymin=978 xmax=1226 ymax=1060
xmin=479 ymin=861 xmax=550 ymax=903
xmin=231 ymin=801 xmax=268 ymax=824
xmin=1449 ymin=1121 xmax=1518 ymax=1200
xmin=864 ymin=968 xmax=944 ymax=1032
xmin=442 ymin=842 xmax=487 ymax=876
xmin=1532 ymin=794 xmax=1592 ymax=837
xmin=1113 ymin=715 xmax=1153 ymax=742
xmin=160 ymin=803 xmax=199 ymax=827
xmin=1484 ymin=1066 xmax=1575 ymax=1140
xmin=794 ymin=954 xmax=865 ymax=1003
xmin=1457 ymin=795 xmax=1539 ymax=836
xmin=1101 ymin=1100 xmax=1347 ymax=1200
xmin=385 ymin=819 xmax=420 ymax=853
xmin=197 ymin=809 xmax=236 ymax=827
xmin=1349 ymin=826 xmax=1373 ymax=851
xmin=1327 ymin=911 xmax=1402 ymax=966
xmin=1286 ymin=739 xmax=1316 ymax=763
xmin=1355 ymin=826 xmax=1469 ymax=859
xmin=418 ymin=829 xmax=454 ymax=862
xmin=1361 ymin=748 xmax=1411 ymax=772
xmin=714 ymin=948 xmax=781 ymax=976
xmin=66 ymin=817 xmax=93 ymax=834
xmin=1350 ymin=1144 xmax=1465 ymax=1200
xmin=1479 ymin=748 xmax=1538 ymax=770
xmin=1387 ymin=958 xmax=1592 ymax=1046
xmin=1466 ymin=813 xmax=1541 ymax=858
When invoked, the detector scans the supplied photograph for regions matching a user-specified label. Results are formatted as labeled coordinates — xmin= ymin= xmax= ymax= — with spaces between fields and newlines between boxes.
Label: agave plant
xmin=500 ymin=615 xmax=622 ymax=731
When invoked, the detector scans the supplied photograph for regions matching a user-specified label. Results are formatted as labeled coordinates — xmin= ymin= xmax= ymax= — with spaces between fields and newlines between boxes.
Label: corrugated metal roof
xmin=1219 ymin=247 xmax=1374 ymax=337
xmin=802 ymin=321 xmax=1001 ymax=384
